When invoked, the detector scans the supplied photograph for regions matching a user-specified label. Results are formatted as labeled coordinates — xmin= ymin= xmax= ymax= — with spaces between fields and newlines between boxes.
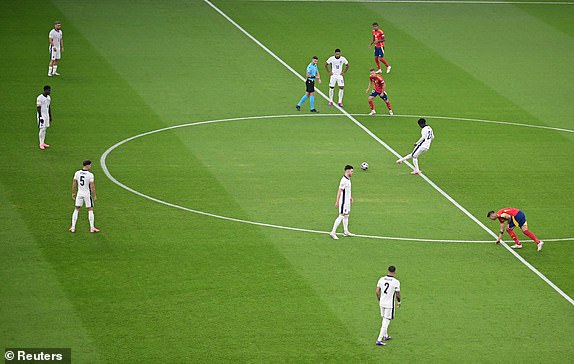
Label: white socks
xmin=332 ymin=215 xmax=344 ymax=233
xmin=71 ymin=210 xmax=78 ymax=228
xmin=413 ymin=158 xmax=420 ymax=171
xmin=88 ymin=210 xmax=95 ymax=229
xmin=39 ymin=128 xmax=47 ymax=145
xmin=329 ymin=88 xmax=334 ymax=102
xmin=48 ymin=66 xmax=53 ymax=75
xmin=53 ymin=65 xmax=58 ymax=74
xmin=338 ymin=89 xmax=344 ymax=103
xmin=377 ymin=318 xmax=391 ymax=341
xmin=342 ymin=215 xmax=349 ymax=233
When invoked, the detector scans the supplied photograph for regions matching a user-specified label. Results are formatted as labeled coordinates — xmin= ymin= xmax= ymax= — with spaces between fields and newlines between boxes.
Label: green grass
xmin=1 ymin=0 xmax=573 ymax=362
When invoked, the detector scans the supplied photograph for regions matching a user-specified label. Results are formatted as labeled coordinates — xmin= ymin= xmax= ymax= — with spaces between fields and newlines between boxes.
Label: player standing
xmin=487 ymin=208 xmax=544 ymax=251
xmin=324 ymin=49 xmax=349 ymax=107
xmin=375 ymin=265 xmax=401 ymax=346
xmin=48 ymin=21 xmax=64 ymax=77
xmin=36 ymin=85 xmax=52 ymax=150
xmin=396 ymin=118 xmax=434 ymax=174
xmin=366 ymin=69 xmax=393 ymax=116
xmin=329 ymin=165 xmax=354 ymax=240
xmin=70 ymin=160 xmax=100 ymax=233
xmin=370 ymin=22 xmax=391 ymax=74
xmin=296 ymin=56 xmax=321 ymax=113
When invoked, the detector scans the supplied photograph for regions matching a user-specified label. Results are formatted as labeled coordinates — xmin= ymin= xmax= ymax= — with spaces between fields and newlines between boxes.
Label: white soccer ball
xmin=360 ymin=162 xmax=369 ymax=170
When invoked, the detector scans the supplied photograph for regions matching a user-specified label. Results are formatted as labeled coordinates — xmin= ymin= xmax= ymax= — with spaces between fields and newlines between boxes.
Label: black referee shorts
xmin=306 ymin=79 xmax=315 ymax=93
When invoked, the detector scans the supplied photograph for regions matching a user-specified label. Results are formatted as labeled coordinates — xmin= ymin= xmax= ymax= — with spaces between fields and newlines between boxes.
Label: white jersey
xmin=326 ymin=56 xmax=348 ymax=76
xmin=415 ymin=125 xmax=434 ymax=150
xmin=49 ymin=29 xmax=63 ymax=49
xmin=377 ymin=275 xmax=400 ymax=309
xmin=36 ymin=94 xmax=51 ymax=125
xmin=74 ymin=169 xmax=95 ymax=196
xmin=338 ymin=175 xmax=351 ymax=214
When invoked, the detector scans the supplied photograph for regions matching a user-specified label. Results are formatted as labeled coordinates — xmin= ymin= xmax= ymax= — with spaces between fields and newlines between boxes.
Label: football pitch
xmin=1 ymin=0 xmax=573 ymax=362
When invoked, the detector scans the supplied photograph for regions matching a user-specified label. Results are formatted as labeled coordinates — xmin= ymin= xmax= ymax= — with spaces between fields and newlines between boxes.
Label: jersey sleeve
xmin=339 ymin=179 xmax=346 ymax=190
xmin=36 ymin=95 xmax=42 ymax=106
xmin=395 ymin=280 xmax=400 ymax=292
xmin=342 ymin=57 xmax=348 ymax=65
xmin=73 ymin=171 xmax=79 ymax=182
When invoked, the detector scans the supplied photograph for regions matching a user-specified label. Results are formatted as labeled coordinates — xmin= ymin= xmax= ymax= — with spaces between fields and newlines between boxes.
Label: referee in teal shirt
xmin=296 ymin=56 xmax=321 ymax=112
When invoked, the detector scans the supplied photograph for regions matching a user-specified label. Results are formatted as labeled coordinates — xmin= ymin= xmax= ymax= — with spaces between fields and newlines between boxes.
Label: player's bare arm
xmin=365 ymin=81 xmax=373 ymax=93
xmin=335 ymin=188 xmax=342 ymax=207
xmin=396 ymin=291 xmax=401 ymax=307
xmin=72 ymin=178 xmax=77 ymax=200
xmin=36 ymin=105 xmax=43 ymax=123
xmin=324 ymin=62 xmax=332 ymax=76
xmin=90 ymin=181 xmax=97 ymax=201
xmin=60 ymin=38 xmax=64 ymax=52
xmin=376 ymin=286 xmax=381 ymax=302
xmin=48 ymin=105 xmax=52 ymax=123
xmin=342 ymin=63 xmax=349 ymax=76
xmin=496 ymin=220 xmax=507 ymax=243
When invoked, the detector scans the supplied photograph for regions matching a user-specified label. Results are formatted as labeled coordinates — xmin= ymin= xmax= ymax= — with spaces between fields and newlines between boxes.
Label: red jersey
xmin=372 ymin=29 xmax=385 ymax=48
xmin=370 ymin=74 xmax=385 ymax=93
xmin=496 ymin=207 xmax=520 ymax=222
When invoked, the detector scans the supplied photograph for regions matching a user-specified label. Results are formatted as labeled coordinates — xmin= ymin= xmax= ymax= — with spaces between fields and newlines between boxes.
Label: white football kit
xmin=412 ymin=125 xmax=434 ymax=158
xmin=74 ymin=169 xmax=95 ymax=208
xmin=377 ymin=275 xmax=401 ymax=319
xmin=36 ymin=94 xmax=51 ymax=128
xmin=326 ymin=56 xmax=348 ymax=87
xmin=338 ymin=175 xmax=352 ymax=214
xmin=49 ymin=29 xmax=63 ymax=60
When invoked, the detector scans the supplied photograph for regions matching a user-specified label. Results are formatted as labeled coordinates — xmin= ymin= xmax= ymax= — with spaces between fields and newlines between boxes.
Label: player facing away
xmin=48 ymin=21 xmax=64 ymax=76
xmin=370 ymin=22 xmax=391 ymax=74
xmin=396 ymin=118 xmax=434 ymax=175
xmin=366 ymin=69 xmax=393 ymax=116
xmin=487 ymin=208 xmax=544 ymax=251
xmin=324 ymin=49 xmax=349 ymax=107
xmin=375 ymin=265 xmax=401 ymax=346
xmin=70 ymin=160 xmax=100 ymax=233
xmin=329 ymin=165 xmax=355 ymax=240
xmin=36 ymin=85 xmax=52 ymax=150
xmin=296 ymin=56 xmax=321 ymax=113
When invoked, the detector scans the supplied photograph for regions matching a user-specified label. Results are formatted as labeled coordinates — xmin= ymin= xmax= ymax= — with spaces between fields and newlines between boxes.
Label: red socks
xmin=506 ymin=228 xmax=520 ymax=244
xmin=381 ymin=58 xmax=389 ymax=67
xmin=374 ymin=57 xmax=380 ymax=69
xmin=385 ymin=100 xmax=392 ymax=110
xmin=523 ymin=230 xmax=540 ymax=244
xmin=369 ymin=100 xmax=375 ymax=110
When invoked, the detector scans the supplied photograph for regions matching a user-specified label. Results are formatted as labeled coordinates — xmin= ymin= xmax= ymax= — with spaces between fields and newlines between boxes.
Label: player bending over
xmin=396 ymin=118 xmax=434 ymax=175
xmin=70 ymin=160 xmax=100 ymax=233
xmin=330 ymin=165 xmax=355 ymax=240
xmin=487 ymin=208 xmax=544 ymax=251
xmin=366 ymin=69 xmax=393 ymax=116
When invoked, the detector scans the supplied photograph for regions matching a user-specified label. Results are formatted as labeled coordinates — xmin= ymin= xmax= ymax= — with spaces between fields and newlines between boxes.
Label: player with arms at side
xmin=36 ymin=85 xmax=52 ymax=150
xmin=70 ymin=160 xmax=100 ymax=233
xmin=370 ymin=22 xmax=391 ymax=74
xmin=487 ymin=208 xmax=544 ymax=251
xmin=48 ymin=21 xmax=64 ymax=76
xmin=324 ymin=48 xmax=349 ymax=107
xmin=296 ymin=56 xmax=321 ymax=113
xmin=329 ymin=165 xmax=355 ymax=240
xmin=366 ymin=69 xmax=393 ymax=116
xmin=396 ymin=118 xmax=434 ymax=175
xmin=375 ymin=265 xmax=401 ymax=346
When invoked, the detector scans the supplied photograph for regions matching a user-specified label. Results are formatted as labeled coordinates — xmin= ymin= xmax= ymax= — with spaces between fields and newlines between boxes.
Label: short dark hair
xmin=487 ymin=210 xmax=496 ymax=217
xmin=373 ymin=22 xmax=379 ymax=26
xmin=335 ymin=48 xmax=341 ymax=53
xmin=369 ymin=68 xmax=376 ymax=72
xmin=388 ymin=266 xmax=396 ymax=273
xmin=43 ymin=85 xmax=51 ymax=91
xmin=344 ymin=165 xmax=353 ymax=171
xmin=418 ymin=118 xmax=427 ymax=126
xmin=83 ymin=160 xmax=92 ymax=166
xmin=312 ymin=55 xmax=318 ymax=60
xmin=55 ymin=21 xmax=61 ymax=25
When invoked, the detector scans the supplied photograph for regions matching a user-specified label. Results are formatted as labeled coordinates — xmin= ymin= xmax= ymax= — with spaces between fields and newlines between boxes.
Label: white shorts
xmin=329 ymin=74 xmax=345 ymax=87
xmin=50 ymin=46 xmax=61 ymax=60
xmin=75 ymin=194 xmax=94 ymax=208
xmin=412 ymin=146 xmax=428 ymax=159
xmin=380 ymin=306 xmax=395 ymax=320
xmin=37 ymin=117 xmax=50 ymax=128
xmin=338 ymin=199 xmax=351 ymax=215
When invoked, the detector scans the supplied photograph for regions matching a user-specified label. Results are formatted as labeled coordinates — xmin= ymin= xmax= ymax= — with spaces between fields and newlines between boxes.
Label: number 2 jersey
xmin=377 ymin=275 xmax=400 ymax=308
xmin=74 ymin=169 xmax=94 ymax=195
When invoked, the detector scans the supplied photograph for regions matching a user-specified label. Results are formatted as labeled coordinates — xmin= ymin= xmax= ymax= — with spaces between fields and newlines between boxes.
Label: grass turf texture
xmin=1 ymin=0 xmax=573 ymax=362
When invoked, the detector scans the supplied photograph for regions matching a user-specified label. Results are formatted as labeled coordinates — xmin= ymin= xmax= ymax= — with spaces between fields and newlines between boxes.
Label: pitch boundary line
xmin=100 ymin=114 xmax=573 ymax=245
xmin=245 ymin=0 xmax=574 ymax=5
xmin=203 ymin=0 xmax=574 ymax=305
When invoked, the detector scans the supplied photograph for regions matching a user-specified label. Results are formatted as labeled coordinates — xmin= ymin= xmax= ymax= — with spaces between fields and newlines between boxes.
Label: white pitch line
xmin=245 ymin=0 xmax=574 ymax=5
xmin=203 ymin=0 xmax=574 ymax=305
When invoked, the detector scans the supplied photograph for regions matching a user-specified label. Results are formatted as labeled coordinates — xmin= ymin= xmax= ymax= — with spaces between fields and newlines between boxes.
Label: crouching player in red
xmin=487 ymin=208 xmax=544 ymax=251
xmin=366 ymin=69 xmax=393 ymax=116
